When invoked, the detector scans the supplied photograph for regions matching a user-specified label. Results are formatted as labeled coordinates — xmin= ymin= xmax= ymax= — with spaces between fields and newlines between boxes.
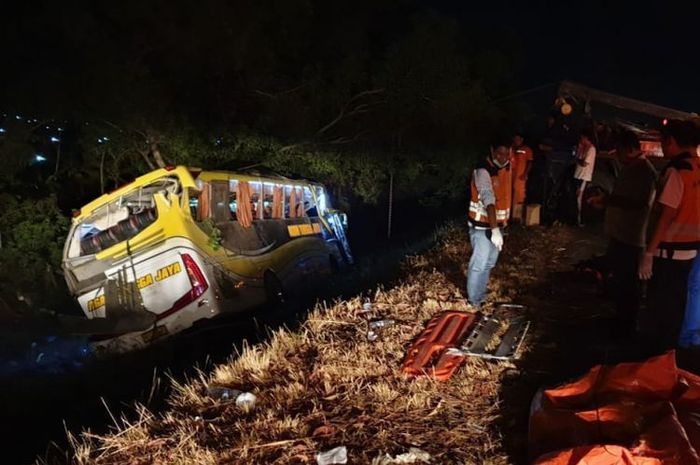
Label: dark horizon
xmin=430 ymin=0 xmax=700 ymax=112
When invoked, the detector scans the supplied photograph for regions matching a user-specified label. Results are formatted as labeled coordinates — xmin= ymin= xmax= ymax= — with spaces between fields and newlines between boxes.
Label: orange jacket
xmin=660 ymin=153 xmax=700 ymax=250
xmin=469 ymin=158 xmax=512 ymax=228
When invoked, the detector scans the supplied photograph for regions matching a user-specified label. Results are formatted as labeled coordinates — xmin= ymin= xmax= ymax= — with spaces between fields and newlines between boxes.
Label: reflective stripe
xmin=469 ymin=201 xmax=509 ymax=222
xmin=469 ymin=201 xmax=488 ymax=222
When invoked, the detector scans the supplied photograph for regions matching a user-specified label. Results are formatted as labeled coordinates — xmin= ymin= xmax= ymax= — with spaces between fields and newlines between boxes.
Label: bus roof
xmin=74 ymin=166 xmax=323 ymax=220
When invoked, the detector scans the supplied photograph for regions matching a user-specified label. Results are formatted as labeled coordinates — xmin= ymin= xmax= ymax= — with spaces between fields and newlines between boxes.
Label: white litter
xmin=371 ymin=447 xmax=431 ymax=464
xmin=316 ymin=446 xmax=348 ymax=465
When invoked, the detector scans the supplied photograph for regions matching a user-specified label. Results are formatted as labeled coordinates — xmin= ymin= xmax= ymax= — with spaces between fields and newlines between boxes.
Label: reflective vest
xmin=659 ymin=153 xmax=700 ymax=250
xmin=468 ymin=159 xmax=512 ymax=228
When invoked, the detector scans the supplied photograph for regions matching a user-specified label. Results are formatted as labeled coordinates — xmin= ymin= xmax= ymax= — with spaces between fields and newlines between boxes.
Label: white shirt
xmin=574 ymin=145 xmax=596 ymax=182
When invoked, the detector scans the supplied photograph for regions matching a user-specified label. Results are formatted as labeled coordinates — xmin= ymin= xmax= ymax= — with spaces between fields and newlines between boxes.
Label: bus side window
xmin=228 ymin=192 xmax=237 ymax=221
xmin=188 ymin=189 xmax=200 ymax=220
xmin=210 ymin=180 xmax=231 ymax=223
xmin=252 ymin=183 xmax=264 ymax=220
xmin=263 ymin=192 xmax=273 ymax=219
xmin=227 ymin=179 xmax=238 ymax=221
xmin=304 ymin=187 xmax=318 ymax=217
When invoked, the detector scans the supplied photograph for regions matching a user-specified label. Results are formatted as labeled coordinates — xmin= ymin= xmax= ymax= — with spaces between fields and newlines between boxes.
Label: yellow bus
xmin=61 ymin=166 xmax=353 ymax=353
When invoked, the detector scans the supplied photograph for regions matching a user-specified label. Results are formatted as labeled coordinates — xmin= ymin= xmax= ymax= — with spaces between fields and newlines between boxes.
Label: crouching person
xmin=467 ymin=142 xmax=513 ymax=309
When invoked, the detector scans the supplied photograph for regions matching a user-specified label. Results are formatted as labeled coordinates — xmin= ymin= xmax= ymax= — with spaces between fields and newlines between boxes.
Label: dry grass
xmin=62 ymin=222 xmax=580 ymax=465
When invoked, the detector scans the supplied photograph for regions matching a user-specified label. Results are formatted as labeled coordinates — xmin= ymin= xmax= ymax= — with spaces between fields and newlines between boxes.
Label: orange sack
xmin=529 ymin=351 xmax=700 ymax=465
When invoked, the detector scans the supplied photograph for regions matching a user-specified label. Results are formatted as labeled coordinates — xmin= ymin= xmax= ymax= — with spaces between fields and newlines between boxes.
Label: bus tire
xmin=264 ymin=271 xmax=287 ymax=307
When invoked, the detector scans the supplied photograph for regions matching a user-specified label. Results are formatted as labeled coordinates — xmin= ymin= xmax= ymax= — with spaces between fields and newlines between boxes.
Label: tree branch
xmin=253 ymin=82 xmax=309 ymax=99
xmin=316 ymin=89 xmax=385 ymax=136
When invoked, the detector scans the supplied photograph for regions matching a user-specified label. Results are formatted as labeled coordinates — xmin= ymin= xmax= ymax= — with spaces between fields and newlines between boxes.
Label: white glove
xmin=490 ymin=227 xmax=503 ymax=251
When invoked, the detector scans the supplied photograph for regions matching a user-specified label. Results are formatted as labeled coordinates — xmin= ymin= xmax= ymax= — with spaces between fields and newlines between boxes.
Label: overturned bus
xmin=61 ymin=166 xmax=353 ymax=353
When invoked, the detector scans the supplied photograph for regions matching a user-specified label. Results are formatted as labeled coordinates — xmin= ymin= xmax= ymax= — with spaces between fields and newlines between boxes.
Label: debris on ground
xmin=64 ymin=222 xmax=606 ymax=464
xmin=371 ymin=447 xmax=431 ymax=464
xmin=316 ymin=446 xmax=348 ymax=465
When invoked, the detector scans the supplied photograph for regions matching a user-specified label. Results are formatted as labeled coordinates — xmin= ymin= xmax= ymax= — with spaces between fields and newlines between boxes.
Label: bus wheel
xmin=264 ymin=271 xmax=287 ymax=307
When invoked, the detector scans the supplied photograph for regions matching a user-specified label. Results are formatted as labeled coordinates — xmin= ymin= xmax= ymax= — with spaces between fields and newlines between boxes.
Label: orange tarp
xmin=530 ymin=351 xmax=700 ymax=465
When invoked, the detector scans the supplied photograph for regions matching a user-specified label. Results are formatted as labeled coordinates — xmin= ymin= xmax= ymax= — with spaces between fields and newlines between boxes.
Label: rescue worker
xmin=511 ymin=132 xmax=534 ymax=223
xmin=467 ymin=141 xmax=512 ymax=309
xmin=639 ymin=119 xmax=700 ymax=351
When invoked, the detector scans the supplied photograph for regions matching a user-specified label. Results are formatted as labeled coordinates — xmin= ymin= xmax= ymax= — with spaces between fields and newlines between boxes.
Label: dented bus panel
xmin=61 ymin=166 xmax=352 ymax=354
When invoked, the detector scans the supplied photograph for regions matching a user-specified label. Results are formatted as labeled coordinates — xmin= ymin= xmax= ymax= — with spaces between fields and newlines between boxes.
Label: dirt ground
xmin=58 ymin=222 xmax=679 ymax=465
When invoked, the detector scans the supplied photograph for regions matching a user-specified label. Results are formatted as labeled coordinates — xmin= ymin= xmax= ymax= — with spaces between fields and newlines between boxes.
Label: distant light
xmin=34 ymin=154 xmax=47 ymax=162
xmin=0 ymin=128 xmax=5 ymax=133
xmin=102 ymin=136 xmax=109 ymax=141
xmin=663 ymin=118 xmax=669 ymax=126
xmin=15 ymin=115 xmax=22 ymax=120
xmin=57 ymin=127 xmax=64 ymax=132
xmin=45 ymin=126 xmax=51 ymax=130
xmin=50 ymin=136 xmax=60 ymax=143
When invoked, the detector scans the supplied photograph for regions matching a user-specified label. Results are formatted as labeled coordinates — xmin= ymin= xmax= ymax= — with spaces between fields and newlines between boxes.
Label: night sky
xmin=433 ymin=0 xmax=700 ymax=112
xmin=3 ymin=1 xmax=700 ymax=114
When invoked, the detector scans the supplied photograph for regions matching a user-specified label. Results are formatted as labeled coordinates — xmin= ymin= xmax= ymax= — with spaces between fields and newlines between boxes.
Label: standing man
xmin=511 ymin=132 xmax=534 ymax=223
xmin=639 ymin=119 xmax=700 ymax=352
xmin=467 ymin=142 xmax=513 ymax=309
xmin=573 ymin=130 xmax=597 ymax=226
xmin=589 ymin=130 xmax=657 ymax=337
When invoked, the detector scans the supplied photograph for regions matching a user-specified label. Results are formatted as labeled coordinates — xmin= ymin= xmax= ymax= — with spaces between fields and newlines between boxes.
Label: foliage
xmin=0 ymin=0 xmax=526 ymax=303
xmin=0 ymin=194 xmax=69 ymax=303
xmin=200 ymin=218 xmax=223 ymax=251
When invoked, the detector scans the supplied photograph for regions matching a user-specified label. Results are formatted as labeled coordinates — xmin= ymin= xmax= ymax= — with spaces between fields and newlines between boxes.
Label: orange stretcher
xmin=402 ymin=308 xmax=530 ymax=380
xmin=402 ymin=311 xmax=477 ymax=380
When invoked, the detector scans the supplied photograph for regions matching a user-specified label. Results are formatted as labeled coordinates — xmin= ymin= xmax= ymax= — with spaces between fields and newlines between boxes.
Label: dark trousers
xmin=607 ymin=239 xmax=642 ymax=336
xmin=645 ymin=256 xmax=694 ymax=352
xmin=542 ymin=159 xmax=575 ymax=224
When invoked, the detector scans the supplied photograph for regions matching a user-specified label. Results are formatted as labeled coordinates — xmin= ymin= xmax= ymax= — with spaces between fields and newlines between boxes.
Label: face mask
xmin=492 ymin=155 xmax=510 ymax=168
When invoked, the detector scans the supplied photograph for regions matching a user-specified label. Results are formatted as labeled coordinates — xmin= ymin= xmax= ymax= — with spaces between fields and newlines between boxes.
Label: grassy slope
xmin=66 ymin=223 xmax=600 ymax=465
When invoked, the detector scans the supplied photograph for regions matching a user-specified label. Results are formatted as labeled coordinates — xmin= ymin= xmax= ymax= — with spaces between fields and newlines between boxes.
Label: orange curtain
xmin=198 ymin=183 xmax=210 ymax=221
xmin=289 ymin=187 xmax=298 ymax=218
xmin=236 ymin=181 xmax=253 ymax=228
xmin=297 ymin=188 xmax=306 ymax=217
xmin=272 ymin=186 xmax=284 ymax=219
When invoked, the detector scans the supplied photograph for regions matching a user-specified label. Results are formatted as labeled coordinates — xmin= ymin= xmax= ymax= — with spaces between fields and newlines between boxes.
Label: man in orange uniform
xmin=510 ymin=132 xmax=533 ymax=223
xmin=467 ymin=142 xmax=513 ymax=308
xmin=639 ymin=119 xmax=700 ymax=351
